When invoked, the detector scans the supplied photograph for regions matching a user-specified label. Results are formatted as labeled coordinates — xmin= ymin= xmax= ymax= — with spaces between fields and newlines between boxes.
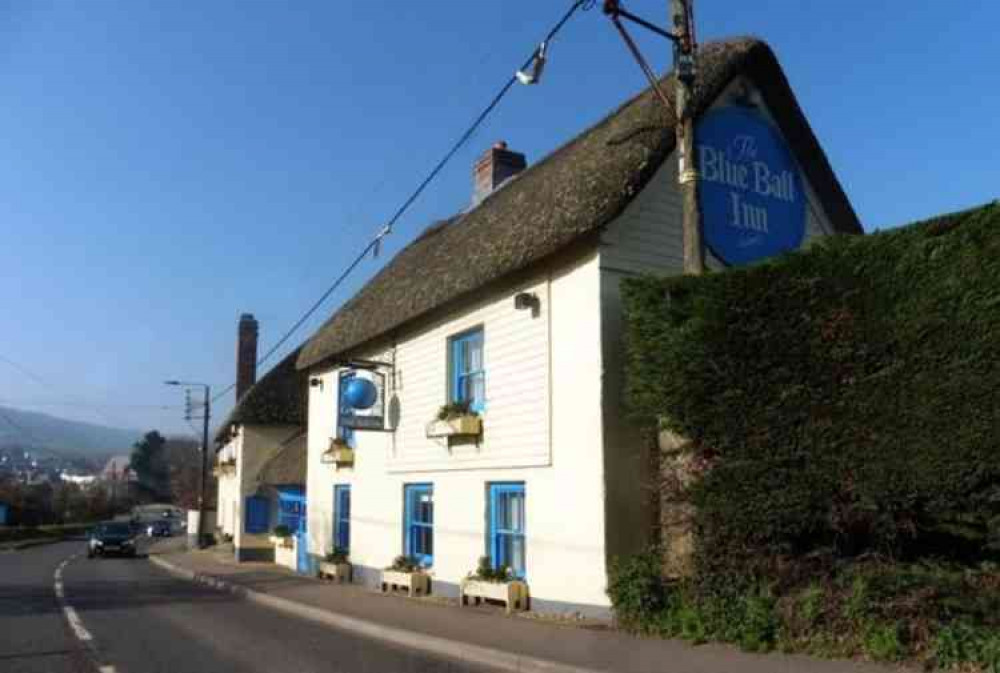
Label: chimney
xmin=236 ymin=313 xmax=258 ymax=402
xmin=473 ymin=141 xmax=526 ymax=205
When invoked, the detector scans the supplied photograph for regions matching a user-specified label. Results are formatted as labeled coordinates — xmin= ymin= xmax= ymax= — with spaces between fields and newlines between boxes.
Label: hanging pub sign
xmin=338 ymin=369 xmax=386 ymax=431
xmin=696 ymin=106 xmax=806 ymax=266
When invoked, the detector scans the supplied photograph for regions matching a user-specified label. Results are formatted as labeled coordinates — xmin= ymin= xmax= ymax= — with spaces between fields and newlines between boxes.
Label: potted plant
xmin=459 ymin=556 xmax=529 ymax=613
xmin=380 ymin=555 xmax=431 ymax=597
xmin=425 ymin=401 xmax=482 ymax=438
xmin=269 ymin=524 xmax=293 ymax=548
xmin=321 ymin=437 xmax=355 ymax=468
xmin=318 ymin=547 xmax=352 ymax=583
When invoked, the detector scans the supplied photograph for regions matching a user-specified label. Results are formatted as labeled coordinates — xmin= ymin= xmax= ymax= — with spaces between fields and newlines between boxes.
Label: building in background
xmin=214 ymin=316 xmax=307 ymax=563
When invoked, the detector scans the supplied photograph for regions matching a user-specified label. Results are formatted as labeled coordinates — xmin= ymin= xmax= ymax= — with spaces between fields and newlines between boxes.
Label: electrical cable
xmin=209 ymin=1 xmax=593 ymax=405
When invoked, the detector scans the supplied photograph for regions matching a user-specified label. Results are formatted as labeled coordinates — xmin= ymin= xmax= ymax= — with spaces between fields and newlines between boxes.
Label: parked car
xmin=147 ymin=520 xmax=172 ymax=537
xmin=87 ymin=521 xmax=138 ymax=558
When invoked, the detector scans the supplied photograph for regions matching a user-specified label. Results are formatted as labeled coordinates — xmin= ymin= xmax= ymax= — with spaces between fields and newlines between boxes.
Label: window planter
xmin=269 ymin=534 xmax=293 ymax=549
xmin=317 ymin=561 xmax=352 ymax=584
xmin=322 ymin=439 xmax=355 ymax=468
xmin=425 ymin=414 xmax=482 ymax=438
xmin=380 ymin=569 xmax=431 ymax=597
xmin=460 ymin=578 xmax=529 ymax=614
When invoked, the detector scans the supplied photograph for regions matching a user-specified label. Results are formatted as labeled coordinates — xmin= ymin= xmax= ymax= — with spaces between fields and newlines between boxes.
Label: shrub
xmin=272 ymin=525 xmax=291 ymax=538
xmin=469 ymin=556 xmax=512 ymax=582
xmin=607 ymin=549 xmax=669 ymax=631
xmin=437 ymin=400 xmax=475 ymax=420
xmin=325 ymin=547 xmax=349 ymax=564
xmin=387 ymin=555 xmax=421 ymax=573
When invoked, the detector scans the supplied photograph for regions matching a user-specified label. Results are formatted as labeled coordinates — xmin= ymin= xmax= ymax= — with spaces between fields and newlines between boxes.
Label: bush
xmin=469 ymin=556 xmax=512 ymax=582
xmin=272 ymin=525 xmax=291 ymax=538
xmin=387 ymin=555 xmax=421 ymax=573
xmin=325 ymin=547 xmax=349 ymax=564
xmin=607 ymin=550 xmax=670 ymax=631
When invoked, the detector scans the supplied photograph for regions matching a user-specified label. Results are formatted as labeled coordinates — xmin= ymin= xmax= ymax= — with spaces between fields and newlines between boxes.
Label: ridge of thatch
xmin=214 ymin=347 xmax=305 ymax=445
xmin=297 ymin=37 xmax=861 ymax=372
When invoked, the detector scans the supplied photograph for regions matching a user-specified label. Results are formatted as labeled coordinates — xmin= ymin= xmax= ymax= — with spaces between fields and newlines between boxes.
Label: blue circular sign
xmin=343 ymin=378 xmax=378 ymax=410
xmin=696 ymin=106 xmax=805 ymax=266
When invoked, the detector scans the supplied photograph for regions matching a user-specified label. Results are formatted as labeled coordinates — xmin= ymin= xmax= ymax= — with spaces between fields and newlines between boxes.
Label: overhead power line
xmin=210 ymin=0 xmax=594 ymax=405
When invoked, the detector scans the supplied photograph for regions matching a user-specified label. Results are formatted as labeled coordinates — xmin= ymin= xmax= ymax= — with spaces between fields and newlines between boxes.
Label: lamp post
xmin=165 ymin=380 xmax=210 ymax=549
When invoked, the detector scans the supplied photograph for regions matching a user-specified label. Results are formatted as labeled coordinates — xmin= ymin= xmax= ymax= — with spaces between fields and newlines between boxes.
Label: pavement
xmin=149 ymin=540 xmax=909 ymax=673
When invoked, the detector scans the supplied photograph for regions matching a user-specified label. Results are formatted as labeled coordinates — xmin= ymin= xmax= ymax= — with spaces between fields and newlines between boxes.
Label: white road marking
xmin=63 ymin=604 xmax=94 ymax=642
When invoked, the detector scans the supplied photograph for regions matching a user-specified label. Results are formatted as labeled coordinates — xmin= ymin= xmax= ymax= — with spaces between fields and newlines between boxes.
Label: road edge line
xmin=148 ymin=554 xmax=603 ymax=673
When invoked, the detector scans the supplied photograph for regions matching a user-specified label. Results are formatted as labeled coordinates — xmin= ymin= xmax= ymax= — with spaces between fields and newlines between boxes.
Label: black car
xmin=146 ymin=520 xmax=172 ymax=537
xmin=87 ymin=521 xmax=139 ymax=558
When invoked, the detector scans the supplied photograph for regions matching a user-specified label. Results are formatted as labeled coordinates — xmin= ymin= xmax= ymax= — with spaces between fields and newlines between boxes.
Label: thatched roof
xmin=214 ymin=347 xmax=306 ymax=445
xmin=257 ymin=439 xmax=306 ymax=487
xmin=298 ymin=37 xmax=861 ymax=372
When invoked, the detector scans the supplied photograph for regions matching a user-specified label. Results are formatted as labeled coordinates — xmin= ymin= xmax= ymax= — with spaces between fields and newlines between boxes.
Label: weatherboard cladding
xmin=214 ymin=347 xmax=306 ymax=445
xmin=297 ymin=38 xmax=861 ymax=372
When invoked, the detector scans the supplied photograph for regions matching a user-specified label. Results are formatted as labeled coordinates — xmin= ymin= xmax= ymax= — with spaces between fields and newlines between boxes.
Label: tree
xmin=129 ymin=431 xmax=170 ymax=502
xmin=166 ymin=436 xmax=211 ymax=510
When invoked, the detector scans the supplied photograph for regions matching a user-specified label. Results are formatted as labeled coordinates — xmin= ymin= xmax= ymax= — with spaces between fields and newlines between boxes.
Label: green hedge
xmin=0 ymin=523 xmax=94 ymax=544
xmin=622 ymin=201 xmax=1000 ymax=576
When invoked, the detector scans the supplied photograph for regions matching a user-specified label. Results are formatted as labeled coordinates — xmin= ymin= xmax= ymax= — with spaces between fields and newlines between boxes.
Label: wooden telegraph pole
xmin=604 ymin=0 xmax=705 ymax=275
xmin=670 ymin=0 xmax=705 ymax=275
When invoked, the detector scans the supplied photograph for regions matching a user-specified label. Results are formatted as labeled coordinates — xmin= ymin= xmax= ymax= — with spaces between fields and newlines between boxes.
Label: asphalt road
xmin=1 ymin=540 xmax=486 ymax=673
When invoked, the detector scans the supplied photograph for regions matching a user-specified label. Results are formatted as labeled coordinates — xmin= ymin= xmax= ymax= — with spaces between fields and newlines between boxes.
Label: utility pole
xmin=166 ymin=380 xmax=211 ymax=549
xmin=671 ymin=0 xmax=705 ymax=275
xmin=603 ymin=0 xmax=705 ymax=275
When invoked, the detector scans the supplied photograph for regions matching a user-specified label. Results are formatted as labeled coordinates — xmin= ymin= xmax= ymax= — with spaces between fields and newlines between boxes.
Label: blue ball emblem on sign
xmin=343 ymin=377 xmax=378 ymax=410
xmin=696 ymin=106 xmax=806 ymax=266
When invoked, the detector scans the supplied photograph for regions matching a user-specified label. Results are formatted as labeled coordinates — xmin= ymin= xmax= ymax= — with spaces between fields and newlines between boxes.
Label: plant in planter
xmin=460 ymin=556 xmax=529 ymax=613
xmin=426 ymin=400 xmax=482 ymax=438
xmin=322 ymin=437 xmax=355 ymax=467
xmin=318 ymin=547 xmax=352 ymax=583
xmin=270 ymin=524 xmax=293 ymax=548
xmin=381 ymin=555 xmax=430 ymax=597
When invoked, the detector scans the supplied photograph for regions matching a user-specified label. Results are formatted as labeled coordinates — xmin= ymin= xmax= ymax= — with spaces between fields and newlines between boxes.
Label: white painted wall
xmin=306 ymin=248 xmax=609 ymax=613
xmin=215 ymin=424 xmax=303 ymax=558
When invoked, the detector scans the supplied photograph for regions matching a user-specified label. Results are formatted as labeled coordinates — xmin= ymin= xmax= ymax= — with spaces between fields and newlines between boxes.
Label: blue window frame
xmin=404 ymin=483 xmax=434 ymax=566
xmin=337 ymin=371 xmax=356 ymax=445
xmin=334 ymin=485 xmax=351 ymax=553
xmin=489 ymin=483 xmax=526 ymax=579
xmin=244 ymin=495 xmax=270 ymax=534
xmin=450 ymin=328 xmax=485 ymax=412
xmin=277 ymin=486 xmax=307 ymax=533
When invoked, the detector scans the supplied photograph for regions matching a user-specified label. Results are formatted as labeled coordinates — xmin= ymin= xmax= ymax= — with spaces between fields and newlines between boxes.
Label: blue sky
xmin=0 ymin=1 xmax=996 ymax=437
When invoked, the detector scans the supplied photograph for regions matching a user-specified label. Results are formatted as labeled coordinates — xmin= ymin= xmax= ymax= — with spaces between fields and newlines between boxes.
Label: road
xmin=1 ymin=540 xmax=485 ymax=673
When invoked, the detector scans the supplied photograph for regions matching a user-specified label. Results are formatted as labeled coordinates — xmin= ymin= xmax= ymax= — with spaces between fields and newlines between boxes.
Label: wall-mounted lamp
xmin=309 ymin=377 xmax=323 ymax=390
xmin=514 ymin=292 xmax=541 ymax=317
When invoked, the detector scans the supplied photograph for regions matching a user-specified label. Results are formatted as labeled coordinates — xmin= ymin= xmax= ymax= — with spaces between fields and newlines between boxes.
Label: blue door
xmin=489 ymin=483 xmax=526 ymax=579
xmin=334 ymin=485 xmax=351 ymax=553
xmin=296 ymin=517 xmax=309 ymax=574
xmin=404 ymin=484 xmax=433 ymax=567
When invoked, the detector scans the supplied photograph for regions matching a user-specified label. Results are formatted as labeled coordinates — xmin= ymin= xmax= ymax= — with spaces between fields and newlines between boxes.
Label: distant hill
xmin=0 ymin=405 xmax=142 ymax=458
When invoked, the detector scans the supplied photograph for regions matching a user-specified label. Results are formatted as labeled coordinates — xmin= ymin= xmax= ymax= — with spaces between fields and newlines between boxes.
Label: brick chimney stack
xmin=236 ymin=313 xmax=258 ymax=402
xmin=473 ymin=141 xmax=526 ymax=205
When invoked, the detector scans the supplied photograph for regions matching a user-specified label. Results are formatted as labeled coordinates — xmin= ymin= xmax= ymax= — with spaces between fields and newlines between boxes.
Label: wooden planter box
xmin=380 ymin=569 xmax=430 ymax=597
xmin=269 ymin=535 xmax=293 ymax=549
xmin=318 ymin=561 xmax=352 ymax=584
xmin=460 ymin=579 xmax=529 ymax=614
xmin=425 ymin=415 xmax=482 ymax=438
xmin=322 ymin=447 xmax=355 ymax=468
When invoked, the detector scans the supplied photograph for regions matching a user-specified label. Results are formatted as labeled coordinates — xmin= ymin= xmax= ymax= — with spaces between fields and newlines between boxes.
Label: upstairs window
xmin=449 ymin=328 xmax=485 ymax=412
xmin=337 ymin=371 xmax=356 ymax=446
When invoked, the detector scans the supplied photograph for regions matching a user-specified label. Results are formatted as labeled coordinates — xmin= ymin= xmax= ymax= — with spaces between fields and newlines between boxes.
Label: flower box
xmin=425 ymin=415 xmax=482 ymax=438
xmin=460 ymin=579 xmax=529 ymax=614
xmin=269 ymin=535 xmax=293 ymax=549
xmin=380 ymin=569 xmax=431 ymax=597
xmin=318 ymin=561 xmax=352 ymax=584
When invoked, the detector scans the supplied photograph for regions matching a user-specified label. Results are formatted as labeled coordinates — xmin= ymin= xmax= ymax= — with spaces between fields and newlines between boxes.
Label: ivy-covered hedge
xmin=617 ymin=202 xmax=1000 ymax=666
xmin=623 ymin=201 xmax=1000 ymax=572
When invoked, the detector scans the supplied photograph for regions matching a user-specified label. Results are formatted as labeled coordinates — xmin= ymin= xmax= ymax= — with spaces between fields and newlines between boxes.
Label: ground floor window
xmin=404 ymin=483 xmax=433 ymax=566
xmin=277 ymin=486 xmax=307 ymax=533
xmin=489 ymin=482 xmax=526 ymax=579
xmin=334 ymin=485 xmax=351 ymax=552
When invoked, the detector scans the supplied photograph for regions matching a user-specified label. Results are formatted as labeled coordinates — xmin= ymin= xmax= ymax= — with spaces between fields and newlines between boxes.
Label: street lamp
xmin=164 ymin=380 xmax=211 ymax=549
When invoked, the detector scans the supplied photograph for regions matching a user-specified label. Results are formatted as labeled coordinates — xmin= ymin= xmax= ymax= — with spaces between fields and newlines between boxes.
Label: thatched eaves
xmin=257 ymin=439 xmax=307 ymax=487
xmin=214 ymin=348 xmax=306 ymax=445
xmin=297 ymin=37 xmax=861 ymax=372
